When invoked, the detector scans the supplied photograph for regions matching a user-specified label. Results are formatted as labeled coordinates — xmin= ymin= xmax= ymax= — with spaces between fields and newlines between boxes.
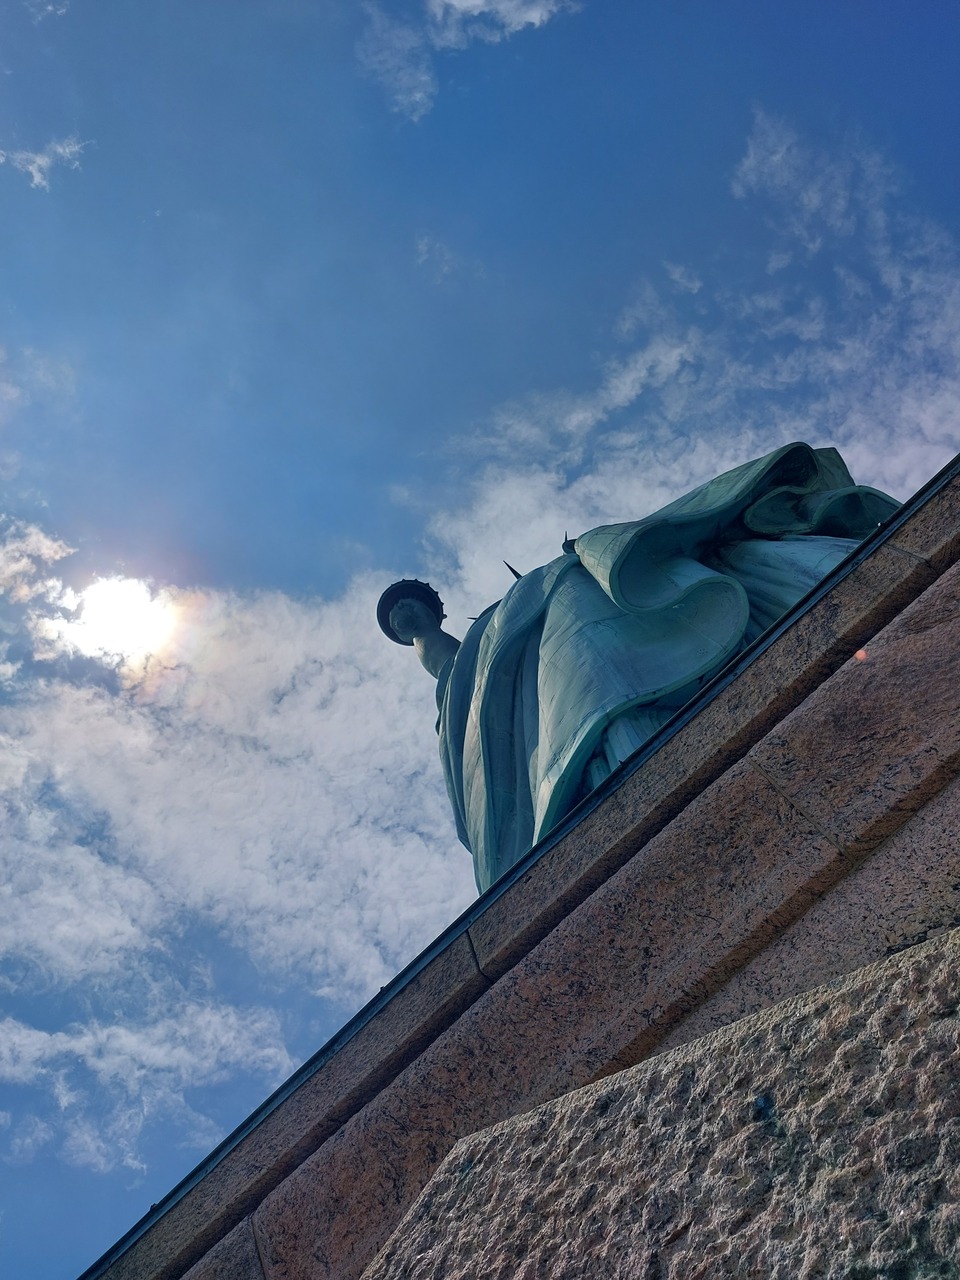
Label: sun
xmin=66 ymin=577 xmax=178 ymax=664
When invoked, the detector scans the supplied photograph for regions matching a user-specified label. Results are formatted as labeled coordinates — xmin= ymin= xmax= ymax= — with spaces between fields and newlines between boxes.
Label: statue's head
xmin=377 ymin=579 xmax=446 ymax=646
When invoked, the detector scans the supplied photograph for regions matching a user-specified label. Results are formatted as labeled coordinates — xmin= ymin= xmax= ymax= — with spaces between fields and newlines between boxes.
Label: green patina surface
xmin=386 ymin=442 xmax=898 ymax=891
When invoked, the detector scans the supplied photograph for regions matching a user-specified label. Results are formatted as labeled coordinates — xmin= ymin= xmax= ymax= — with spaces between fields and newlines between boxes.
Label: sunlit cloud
xmin=33 ymin=577 xmax=180 ymax=672
xmin=0 ymin=516 xmax=73 ymax=603
xmin=425 ymin=0 xmax=577 ymax=47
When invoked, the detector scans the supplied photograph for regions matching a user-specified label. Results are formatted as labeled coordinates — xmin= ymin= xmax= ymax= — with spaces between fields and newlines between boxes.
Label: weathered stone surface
xmin=251 ymin=759 xmax=847 ymax=1279
xmin=181 ymin=1219 xmax=264 ymax=1280
xmin=364 ymin=929 xmax=960 ymax=1280
xmin=659 ymin=767 xmax=960 ymax=1053
xmin=890 ymin=468 xmax=960 ymax=573
xmin=750 ymin=557 xmax=960 ymax=857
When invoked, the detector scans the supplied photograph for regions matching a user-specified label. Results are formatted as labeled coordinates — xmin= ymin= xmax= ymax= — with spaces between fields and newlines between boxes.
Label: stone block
xmin=250 ymin=757 xmax=863 ymax=1278
xmin=890 ymin=468 xmax=960 ymax=572
xmin=658 ymin=766 xmax=960 ymax=1051
xmin=181 ymin=1219 xmax=264 ymax=1280
xmin=363 ymin=929 xmax=960 ymax=1280
xmin=749 ymin=556 xmax=960 ymax=858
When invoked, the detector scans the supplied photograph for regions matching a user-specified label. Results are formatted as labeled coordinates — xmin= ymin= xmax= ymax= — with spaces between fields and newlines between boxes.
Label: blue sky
xmin=0 ymin=1 xmax=959 ymax=1275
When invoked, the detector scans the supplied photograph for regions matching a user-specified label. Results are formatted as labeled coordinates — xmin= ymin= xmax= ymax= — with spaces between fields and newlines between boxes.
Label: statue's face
xmin=389 ymin=597 xmax=437 ymax=642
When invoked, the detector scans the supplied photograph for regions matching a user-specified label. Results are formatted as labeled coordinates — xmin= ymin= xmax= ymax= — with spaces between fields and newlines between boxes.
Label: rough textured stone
xmin=658 ymin=767 xmax=960 ymax=1053
xmin=750 ymin=557 xmax=960 ymax=857
xmin=181 ymin=1219 xmax=264 ymax=1280
xmin=364 ymin=930 xmax=960 ymax=1280
xmin=891 ymin=468 xmax=960 ymax=573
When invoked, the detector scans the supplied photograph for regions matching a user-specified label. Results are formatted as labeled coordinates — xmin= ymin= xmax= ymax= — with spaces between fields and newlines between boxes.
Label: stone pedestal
xmin=365 ymin=929 xmax=960 ymax=1279
xmin=84 ymin=461 xmax=960 ymax=1280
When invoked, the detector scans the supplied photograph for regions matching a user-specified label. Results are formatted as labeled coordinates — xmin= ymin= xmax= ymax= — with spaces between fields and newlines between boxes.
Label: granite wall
xmin=91 ymin=466 xmax=960 ymax=1280
xmin=365 ymin=929 xmax=960 ymax=1280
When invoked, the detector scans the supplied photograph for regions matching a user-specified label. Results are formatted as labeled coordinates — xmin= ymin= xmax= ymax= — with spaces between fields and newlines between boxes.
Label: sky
xmin=0 ymin=1 xmax=959 ymax=1275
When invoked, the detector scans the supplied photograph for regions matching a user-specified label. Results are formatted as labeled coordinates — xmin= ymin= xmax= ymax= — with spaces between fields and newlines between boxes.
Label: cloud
xmin=0 ymin=1004 xmax=294 ymax=1171
xmin=458 ymin=113 xmax=959 ymax=517
xmin=472 ymin=327 xmax=701 ymax=466
xmin=0 ymin=1007 xmax=292 ymax=1096
xmin=416 ymin=232 xmax=486 ymax=285
xmin=0 ymin=136 xmax=87 ymax=190
xmin=7 ymin=1115 xmax=55 ymax=1163
xmin=663 ymin=261 xmax=702 ymax=294
xmin=425 ymin=0 xmax=577 ymax=47
xmin=23 ymin=0 xmax=70 ymax=19
xmin=0 ymin=517 xmax=73 ymax=603
xmin=1 ymin=550 xmax=476 ymax=1171
xmin=357 ymin=6 xmax=437 ymax=122
xmin=2 ymin=581 xmax=475 ymax=1004
xmin=358 ymin=0 xmax=577 ymax=119
xmin=732 ymin=107 xmax=895 ymax=254
xmin=416 ymin=233 xmax=458 ymax=280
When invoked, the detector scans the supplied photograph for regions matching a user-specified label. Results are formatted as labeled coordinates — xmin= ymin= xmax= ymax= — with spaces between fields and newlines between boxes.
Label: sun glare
xmin=67 ymin=577 xmax=178 ymax=663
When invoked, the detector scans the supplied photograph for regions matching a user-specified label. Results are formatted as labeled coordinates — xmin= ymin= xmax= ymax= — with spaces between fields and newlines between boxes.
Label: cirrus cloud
xmin=358 ymin=0 xmax=578 ymax=119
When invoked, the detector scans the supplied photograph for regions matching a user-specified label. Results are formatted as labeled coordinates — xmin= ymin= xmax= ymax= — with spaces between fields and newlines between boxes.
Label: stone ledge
xmin=657 ymin=767 xmax=960 ymax=1053
xmin=93 ymin=930 xmax=489 ymax=1280
xmin=364 ymin=926 xmax=960 ymax=1279
xmin=85 ymin=463 xmax=960 ymax=1280
xmin=181 ymin=1219 xmax=264 ymax=1280
xmin=249 ymin=556 xmax=960 ymax=1279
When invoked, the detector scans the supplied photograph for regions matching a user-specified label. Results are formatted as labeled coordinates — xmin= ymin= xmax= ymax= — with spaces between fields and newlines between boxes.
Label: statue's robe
xmin=437 ymin=443 xmax=899 ymax=892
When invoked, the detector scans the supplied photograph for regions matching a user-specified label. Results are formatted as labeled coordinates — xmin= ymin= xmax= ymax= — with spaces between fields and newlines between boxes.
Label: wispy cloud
xmin=23 ymin=0 xmax=70 ymax=20
xmin=416 ymin=232 xmax=485 ymax=284
xmin=0 ymin=136 xmax=87 ymax=190
xmin=663 ymin=261 xmax=702 ymax=294
xmin=732 ymin=107 xmax=895 ymax=253
xmin=416 ymin=233 xmax=458 ymax=280
xmin=357 ymin=5 xmax=437 ymax=122
xmin=1 ymin=1004 xmax=294 ymax=1171
xmin=456 ymin=110 xmax=959 ymax=520
xmin=358 ymin=0 xmax=578 ymax=119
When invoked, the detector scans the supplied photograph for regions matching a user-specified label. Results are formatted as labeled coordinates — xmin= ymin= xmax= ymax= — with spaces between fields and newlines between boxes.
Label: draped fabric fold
xmin=439 ymin=443 xmax=899 ymax=892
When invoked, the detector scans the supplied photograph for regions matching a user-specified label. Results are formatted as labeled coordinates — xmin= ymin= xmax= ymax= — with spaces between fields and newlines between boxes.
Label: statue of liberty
xmin=378 ymin=442 xmax=898 ymax=893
